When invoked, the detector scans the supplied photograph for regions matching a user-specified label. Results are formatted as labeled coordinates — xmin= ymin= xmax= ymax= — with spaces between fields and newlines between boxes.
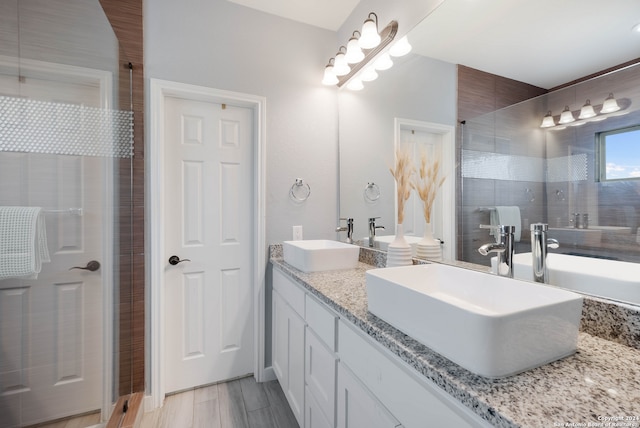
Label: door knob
xmin=168 ymin=255 xmax=191 ymax=266
xmin=70 ymin=260 xmax=101 ymax=271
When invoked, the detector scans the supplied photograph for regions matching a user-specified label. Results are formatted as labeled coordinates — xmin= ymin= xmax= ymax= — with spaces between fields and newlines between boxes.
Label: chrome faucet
xmin=478 ymin=224 xmax=516 ymax=278
xmin=336 ymin=217 xmax=354 ymax=244
xmin=368 ymin=217 xmax=385 ymax=248
xmin=530 ymin=223 xmax=559 ymax=283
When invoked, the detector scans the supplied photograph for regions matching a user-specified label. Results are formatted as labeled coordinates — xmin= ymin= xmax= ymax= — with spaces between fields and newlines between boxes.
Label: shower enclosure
xmin=0 ymin=1 xmax=134 ymax=426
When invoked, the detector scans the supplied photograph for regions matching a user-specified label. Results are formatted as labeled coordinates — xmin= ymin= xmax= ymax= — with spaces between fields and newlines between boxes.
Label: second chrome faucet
xmin=478 ymin=224 xmax=516 ymax=278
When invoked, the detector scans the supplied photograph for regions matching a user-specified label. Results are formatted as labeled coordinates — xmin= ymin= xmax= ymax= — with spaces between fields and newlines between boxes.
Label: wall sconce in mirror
xmin=540 ymin=93 xmax=630 ymax=130
xmin=322 ymin=12 xmax=412 ymax=90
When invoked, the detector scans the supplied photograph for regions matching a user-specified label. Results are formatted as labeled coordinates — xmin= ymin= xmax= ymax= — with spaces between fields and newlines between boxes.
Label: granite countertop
xmin=270 ymin=254 xmax=640 ymax=428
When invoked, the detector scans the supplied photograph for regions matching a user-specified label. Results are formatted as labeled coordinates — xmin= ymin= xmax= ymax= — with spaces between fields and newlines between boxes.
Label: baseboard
xmin=261 ymin=366 xmax=276 ymax=382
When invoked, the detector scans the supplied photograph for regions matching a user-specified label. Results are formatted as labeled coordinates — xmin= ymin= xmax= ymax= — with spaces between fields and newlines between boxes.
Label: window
xmin=597 ymin=125 xmax=640 ymax=181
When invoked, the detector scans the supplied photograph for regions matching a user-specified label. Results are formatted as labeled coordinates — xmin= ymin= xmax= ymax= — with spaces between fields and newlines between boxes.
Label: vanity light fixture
xmin=558 ymin=105 xmax=575 ymax=124
xmin=540 ymin=93 xmax=629 ymax=129
xmin=600 ymin=93 xmax=620 ymax=113
xmin=358 ymin=13 xmax=381 ymax=49
xmin=322 ymin=13 xmax=411 ymax=90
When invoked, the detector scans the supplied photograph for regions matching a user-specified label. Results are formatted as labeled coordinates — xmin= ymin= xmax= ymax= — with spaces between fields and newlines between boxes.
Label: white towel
xmin=0 ymin=206 xmax=51 ymax=280
xmin=490 ymin=206 xmax=522 ymax=242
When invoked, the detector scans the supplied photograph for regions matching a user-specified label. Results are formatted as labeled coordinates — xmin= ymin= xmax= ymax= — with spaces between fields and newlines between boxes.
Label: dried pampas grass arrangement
xmin=414 ymin=150 xmax=446 ymax=224
xmin=389 ymin=146 xmax=414 ymax=224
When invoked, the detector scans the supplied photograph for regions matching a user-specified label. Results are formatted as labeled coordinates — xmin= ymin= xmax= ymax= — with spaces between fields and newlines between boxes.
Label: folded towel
xmin=0 ymin=206 xmax=51 ymax=280
xmin=490 ymin=206 xmax=522 ymax=242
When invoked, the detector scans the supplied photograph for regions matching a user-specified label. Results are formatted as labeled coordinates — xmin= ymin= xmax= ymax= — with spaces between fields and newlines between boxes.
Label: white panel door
xmin=402 ymin=128 xmax=444 ymax=240
xmin=164 ymin=96 xmax=254 ymax=393
xmin=0 ymin=154 xmax=104 ymax=427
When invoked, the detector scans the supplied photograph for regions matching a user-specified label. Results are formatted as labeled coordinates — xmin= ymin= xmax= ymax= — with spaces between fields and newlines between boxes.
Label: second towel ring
xmin=290 ymin=178 xmax=311 ymax=202
xmin=364 ymin=182 xmax=380 ymax=202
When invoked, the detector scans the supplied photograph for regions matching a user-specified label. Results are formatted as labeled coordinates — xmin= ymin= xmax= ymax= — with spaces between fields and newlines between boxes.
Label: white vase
xmin=386 ymin=224 xmax=412 ymax=267
xmin=417 ymin=222 xmax=442 ymax=261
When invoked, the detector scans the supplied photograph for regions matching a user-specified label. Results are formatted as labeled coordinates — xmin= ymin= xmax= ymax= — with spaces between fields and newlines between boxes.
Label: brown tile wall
xmin=99 ymin=0 xmax=145 ymax=394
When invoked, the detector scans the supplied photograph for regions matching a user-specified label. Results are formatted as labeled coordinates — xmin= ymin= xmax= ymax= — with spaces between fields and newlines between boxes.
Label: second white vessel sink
xmin=283 ymin=239 xmax=360 ymax=273
xmin=366 ymin=264 xmax=583 ymax=378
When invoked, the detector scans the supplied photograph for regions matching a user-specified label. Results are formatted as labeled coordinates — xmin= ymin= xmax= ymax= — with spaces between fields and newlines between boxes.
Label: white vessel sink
xmin=509 ymin=252 xmax=640 ymax=305
xmin=283 ymin=240 xmax=359 ymax=273
xmin=548 ymin=227 xmax=602 ymax=246
xmin=362 ymin=235 xmax=423 ymax=256
xmin=366 ymin=264 xmax=582 ymax=378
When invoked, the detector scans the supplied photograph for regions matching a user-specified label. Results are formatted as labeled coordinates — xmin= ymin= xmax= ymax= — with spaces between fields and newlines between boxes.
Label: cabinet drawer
xmin=338 ymin=320 xmax=488 ymax=428
xmin=305 ymin=328 xmax=336 ymax=425
xmin=273 ymin=268 xmax=305 ymax=317
xmin=305 ymin=294 xmax=337 ymax=351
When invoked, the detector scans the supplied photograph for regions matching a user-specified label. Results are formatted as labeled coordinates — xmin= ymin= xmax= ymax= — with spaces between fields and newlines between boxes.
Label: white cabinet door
xmin=272 ymin=289 xmax=305 ymax=427
xmin=306 ymin=386 xmax=333 ymax=428
xmin=305 ymin=327 xmax=336 ymax=425
xmin=337 ymin=363 xmax=401 ymax=428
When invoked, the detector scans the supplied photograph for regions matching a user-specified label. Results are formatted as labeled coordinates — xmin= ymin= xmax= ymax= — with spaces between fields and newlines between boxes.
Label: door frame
xmin=147 ymin=79 xmax=267 ymax=409
xmin=394 ymin=118 xmax=456 ymax=261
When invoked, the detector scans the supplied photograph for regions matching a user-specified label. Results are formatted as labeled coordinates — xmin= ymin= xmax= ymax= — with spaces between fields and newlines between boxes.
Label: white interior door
xmin=0 ymin=73 xmax=108 ymax=427
xmin=0 ymin=154 xmax=105 ymax=427
xmin=163 ymin=96 xmax=254 ymax=393
xmin=402 ymin=128 xmax=445 ymax=240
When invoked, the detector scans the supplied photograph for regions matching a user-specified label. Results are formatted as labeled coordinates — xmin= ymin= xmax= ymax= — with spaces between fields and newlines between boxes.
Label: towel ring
xmin=525 ymin=188 xmax=535 ymax=202
xmin=289 ymin=178 xmax=311 ymax=202
xmin=364 ymin=182 xmax=380 ymax=202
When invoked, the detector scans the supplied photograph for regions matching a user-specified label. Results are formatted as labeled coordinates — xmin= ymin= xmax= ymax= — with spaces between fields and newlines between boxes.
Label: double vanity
xmin=271 ymin=240 xmax=640 ymax=428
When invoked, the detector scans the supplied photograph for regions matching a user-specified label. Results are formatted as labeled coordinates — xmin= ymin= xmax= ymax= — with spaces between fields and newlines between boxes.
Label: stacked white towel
xmin=0 ymin=206 xmax=51 ymax=280
xmin=490 ymin=206 xmax=522 ymax=242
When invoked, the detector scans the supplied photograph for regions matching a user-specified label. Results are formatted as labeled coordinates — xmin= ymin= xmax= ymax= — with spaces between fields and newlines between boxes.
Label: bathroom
xmin=1 ymin=0 xmax=639 ymax=427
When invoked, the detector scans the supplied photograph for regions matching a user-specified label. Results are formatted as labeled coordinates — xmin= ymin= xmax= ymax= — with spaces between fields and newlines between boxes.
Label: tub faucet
xmin=478 ymin=224 xmax=516 ymax=278
xmin=336 ymin=217 xmax=354 ymax=244
xmin=530 ymin=223 xmax=559 ymax=283
xmin=368 ymin=217 xmax=385 ymax=248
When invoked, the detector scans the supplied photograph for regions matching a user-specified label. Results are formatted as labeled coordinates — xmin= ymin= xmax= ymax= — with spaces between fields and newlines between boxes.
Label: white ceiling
xmin=226 ymin=0 xmax=360 ymax=31
xmin=228 ymin=0 xmax=640 ymax=89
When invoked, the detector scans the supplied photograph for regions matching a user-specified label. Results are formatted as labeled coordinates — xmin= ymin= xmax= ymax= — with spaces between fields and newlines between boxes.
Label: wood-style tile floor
xmin=140 ymin=377 xmax=298 ymax=428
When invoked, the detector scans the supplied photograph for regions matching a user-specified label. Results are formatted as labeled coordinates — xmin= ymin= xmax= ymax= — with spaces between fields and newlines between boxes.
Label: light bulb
xmin=540 ymin=111 xmax=555 ymax=128
xmin=389 ymin=36 xmax=412 ymax=57
xmin=373 ymin=53 xmax=393 ymax=71
xmin=345 ymin=36 xmax=365 ymax=64
xmin=347 ymin=79 xmax=364 ymax=91
xmin=358 ymin=15 xmax=380 ymax=49
xmin=333 ymin=51 xmax=350 ymax=76
xmin=558 ymin=106 xmax=575 ymax=124
xmin=360 ymin=67 xmax=378 ymax=82
xmin=322 ymin=62 xmax=338 ymax=85
xmin=578 ymin=100 xmax=596 ymax=119
xmin=600 ymin=93 xmax=620 ymax=113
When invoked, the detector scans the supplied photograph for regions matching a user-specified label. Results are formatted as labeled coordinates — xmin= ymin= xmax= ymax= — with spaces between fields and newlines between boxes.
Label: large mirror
xmin=338 ymin=0 xmax=640 ymax=307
